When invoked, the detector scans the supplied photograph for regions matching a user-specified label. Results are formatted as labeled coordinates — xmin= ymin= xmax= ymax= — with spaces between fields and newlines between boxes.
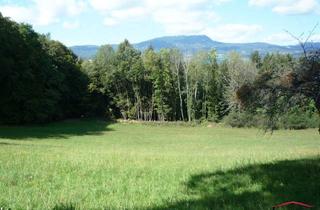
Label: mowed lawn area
xmin=0 ymin=120 xmax=319 ymax=210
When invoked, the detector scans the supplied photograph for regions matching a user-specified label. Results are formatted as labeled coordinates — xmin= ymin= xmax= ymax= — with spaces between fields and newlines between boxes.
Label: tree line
xmin=82 ymin=42 xmax=319 ymax=129
xmin=82 ymin=41 xmax=228 ymax=122
xmin=1 ymin=13 xmax=319 ymax=129
xmin=0 ymin=14 xmax=87 ymax=124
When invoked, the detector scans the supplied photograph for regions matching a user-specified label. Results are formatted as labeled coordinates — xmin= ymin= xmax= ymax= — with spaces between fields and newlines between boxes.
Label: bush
xmin=224 ymin=108 xmax=319 ymax=130
xmin=278 ymin=111 xmax=319 ymax=130
xmin=223 ymin=111 xmax=266 ymax=128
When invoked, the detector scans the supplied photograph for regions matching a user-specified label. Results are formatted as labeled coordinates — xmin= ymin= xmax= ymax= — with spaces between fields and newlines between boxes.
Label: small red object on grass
xmin=272 ymin=201 xmax=313 ymax=209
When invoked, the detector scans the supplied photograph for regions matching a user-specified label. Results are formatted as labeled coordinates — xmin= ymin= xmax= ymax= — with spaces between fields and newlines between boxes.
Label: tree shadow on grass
xmin=0 ymin=119 xmax=114 ymax=140
xmin=52 ymin=203 xmax=76 ymax=210
xmin=152 ymin=157 xmax=320 ymax=210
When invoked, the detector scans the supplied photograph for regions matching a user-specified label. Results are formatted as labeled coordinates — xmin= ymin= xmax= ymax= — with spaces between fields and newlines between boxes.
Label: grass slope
xmin=0 ymin=120 xmax=319 ymax=209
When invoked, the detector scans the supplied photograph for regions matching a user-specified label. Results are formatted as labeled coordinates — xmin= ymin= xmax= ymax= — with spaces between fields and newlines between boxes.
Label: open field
xmin=0 ymin=120 xmax=319 ymax=210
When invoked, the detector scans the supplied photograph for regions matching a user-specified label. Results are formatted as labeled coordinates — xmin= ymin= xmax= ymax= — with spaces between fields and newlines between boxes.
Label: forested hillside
xmin=1 ymin=13 xmax=319 ymax=129
xmin=0 ymin=14 xmax=88 ymax=124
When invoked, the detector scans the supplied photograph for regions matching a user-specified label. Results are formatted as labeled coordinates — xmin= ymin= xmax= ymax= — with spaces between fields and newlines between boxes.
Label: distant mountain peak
xmin=70 ymin=35 xmax=315 ymax=60
xmin=144 ymin=34 xmax=218 ymax=44
xmin=148 ymin=34 xmax=210 ymax=40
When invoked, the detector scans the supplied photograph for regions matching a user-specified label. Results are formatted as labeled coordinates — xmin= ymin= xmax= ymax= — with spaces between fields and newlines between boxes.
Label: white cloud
xmin=103 ymin=18 xmax=118 ymax=26
xmin=88 ymin=0 xmax=266 ymax=42
xmin=0 ymin=5 xmax=34 ymax=23
xmin=263 ymin=32 xmax=296 ymax=45
xmin=63 ymin=21 xmax=80 ymax=29
xmin=249 ymin=0 xmax=319 ymax=15
xmin=272 ymin=0 xmax=318 ymax=15
xmin=310 ymin=34 xmax=320 ymax=42
xmin=264 ymin=32 xmax=320 ymax=45
xmin=0 ymin=0 xmax=86 ymax=26
xmin=89 ymin=0 xmax=138 ymax=11
xmin=147 ymin=0 xmax=220 ymax=34
xmin=153 ymin=9 xmax=219 ymax=34
xmin=203 ymin=24 xmax=263 ymax=43
xmin=1 ymin=0 xmax=265 ymax=43
xmin=0 ymin=0 xmax=231 ymax=36
xmin=144 ymin=0 xmax=207 ymax=10
xmin=249 ymin=0 xmax=279 ymax=7
xmin=103 ymin=6 xmax=147 ymax=26
xmin=88 ymin=0 xmax=223 ymax=35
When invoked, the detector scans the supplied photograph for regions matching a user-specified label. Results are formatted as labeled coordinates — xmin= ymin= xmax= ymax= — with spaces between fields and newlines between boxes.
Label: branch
xmin=285 ymin=23 xmax=319 ymax=58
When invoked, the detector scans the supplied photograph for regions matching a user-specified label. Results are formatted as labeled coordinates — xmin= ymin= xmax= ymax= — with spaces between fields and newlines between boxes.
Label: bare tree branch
xmin=285 ymin=23 xmax=319 ymax=58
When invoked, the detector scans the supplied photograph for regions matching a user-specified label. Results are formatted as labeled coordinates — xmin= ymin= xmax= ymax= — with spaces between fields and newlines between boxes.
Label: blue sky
xmin=0 ymin=0 xmax=319 ymax=46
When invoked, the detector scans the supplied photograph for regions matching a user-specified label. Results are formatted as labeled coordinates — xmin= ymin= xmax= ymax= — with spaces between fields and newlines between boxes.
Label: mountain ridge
xmin=70 ymin=35 xmax=318 ymax=59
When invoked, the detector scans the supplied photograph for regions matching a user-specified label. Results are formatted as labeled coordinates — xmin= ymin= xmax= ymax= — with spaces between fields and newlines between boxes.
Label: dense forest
xmin=0 ymin=13 xmax=319 ymax=129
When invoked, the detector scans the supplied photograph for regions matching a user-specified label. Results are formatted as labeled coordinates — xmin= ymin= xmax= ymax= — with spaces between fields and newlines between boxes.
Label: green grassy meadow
xmin=0 ymin=120 xmax=319 ymax=210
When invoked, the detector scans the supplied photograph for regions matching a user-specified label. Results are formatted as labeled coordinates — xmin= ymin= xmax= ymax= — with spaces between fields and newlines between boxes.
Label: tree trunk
xmin=150 ymin=94 xmax=154 ymax=121
xmin=316 ymin=94 xmax=320 ymax=133
xmin=184 ymin=63 xmax=191 ymax=122
xmin=176 ymin=68 xmax=184 ymax=121
xmin=126 ymin=93 xmax=130 ymax=119
xmin=194 ymin=84 xmax=197 ymax=101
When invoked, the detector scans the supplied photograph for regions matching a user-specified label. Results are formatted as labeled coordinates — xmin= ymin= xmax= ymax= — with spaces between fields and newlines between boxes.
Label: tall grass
xmin=0 ymin=120 xmax=319 ymax=209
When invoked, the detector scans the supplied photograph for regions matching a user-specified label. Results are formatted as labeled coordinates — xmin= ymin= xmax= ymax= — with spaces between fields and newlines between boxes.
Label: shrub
xmin=278 ymin=110 xmax=319 ymax=130
xmin=224 ymin=107 xmax=319 ymax=130
xmin=223 ymin=111 xmax=266 ymax=128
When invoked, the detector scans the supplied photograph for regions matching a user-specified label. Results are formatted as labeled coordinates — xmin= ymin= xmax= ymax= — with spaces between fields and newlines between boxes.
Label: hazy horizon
xmin=67 ymin=34 xmax=319 ymax=47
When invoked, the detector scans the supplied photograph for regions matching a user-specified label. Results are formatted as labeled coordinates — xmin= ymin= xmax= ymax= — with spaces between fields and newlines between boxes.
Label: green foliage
xmin=112 ymin=40 xmax=146 ymax=119
xmin=145 ymin=49 xmax=175 ymax=120
xmin=250 ymin=50 xmax=262 ymax=69
xmin=225 ymin=103 xmax=320 ymax=130
xmin=184 ymin=50 xmax=227 ymax=122
xmin=278 ymin=104 xmax=320 ymax=130
xmin=225 ymin=51 xmax=258 ymax=110
xmin=280 ymin=112 xmax=319 ymax=130
xmin=81 ymin=45 xmax=115 ymax=117
xmin=1 ymin=13 xmax=319 ymax=129
xmin=223 ymin=111 xmax=265 ymax=128
xmin=237 ymin=50 xmax=320 ymax=131
xmin=0 ymin=14 xmax=88 ymax=124
xmin=46 ymin=39 xmax=320 ymax=128
xmin=82 ymin=44 xmax=229 ymax=122
xmin=41 ymin=39 xmax=88 ymax=119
